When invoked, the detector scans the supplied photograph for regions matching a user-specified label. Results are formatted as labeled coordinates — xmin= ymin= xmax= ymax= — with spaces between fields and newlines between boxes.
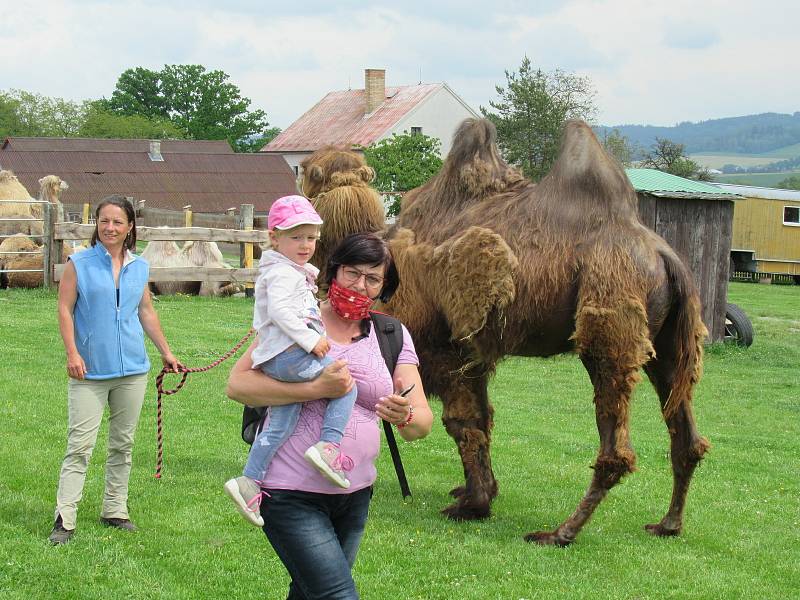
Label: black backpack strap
xmin=371 ymin=312 xmax=412 ymax=499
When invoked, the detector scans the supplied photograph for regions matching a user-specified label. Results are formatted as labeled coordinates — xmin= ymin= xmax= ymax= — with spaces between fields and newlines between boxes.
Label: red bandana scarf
xmin=328 ymin=279 xmax=373 ymax=320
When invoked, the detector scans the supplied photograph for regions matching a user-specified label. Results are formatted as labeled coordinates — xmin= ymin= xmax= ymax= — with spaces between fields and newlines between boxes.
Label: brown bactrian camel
xmin=303 ymin=118 xmax=710 ymax=546
xmin=299 ymin=147 xmax=385 ymax=288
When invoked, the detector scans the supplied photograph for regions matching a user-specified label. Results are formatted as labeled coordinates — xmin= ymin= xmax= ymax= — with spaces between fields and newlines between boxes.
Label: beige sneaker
xmin=304 ymin=442 xmax=353 ymax=489
xmin=224 ymin=476 xmax=265 ymax=527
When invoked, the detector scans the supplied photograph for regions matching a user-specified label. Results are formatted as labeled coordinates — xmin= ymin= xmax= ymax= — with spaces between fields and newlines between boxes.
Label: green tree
xmin=777 ymin=175 xmax=800 ymax=190
xmin=105 ymin=64 xmax=271 ymax=151
xmin=642 ymin=137 xmax=711 ymax=180
xmin=0 ymin=89 xmax=88 ymax=137
xmin=0 ymin=92 xmax=24 ymax=138
xmin=363 ymin=131 xmax=443 ymax=216
xmin=601 ymin=128 xmax=638 ymax=167
xmin=235 ymin=126 xmax=282 ymax=153
xmin=481 ymin=56 xmax=597 ymax=180
xmin=79 ymin=103 xmax=186 ymax=139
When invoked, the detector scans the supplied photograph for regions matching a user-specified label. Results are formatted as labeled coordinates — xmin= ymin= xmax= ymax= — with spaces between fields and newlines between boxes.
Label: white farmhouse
xmin=261 ymin=69 xmax=479 ymax=175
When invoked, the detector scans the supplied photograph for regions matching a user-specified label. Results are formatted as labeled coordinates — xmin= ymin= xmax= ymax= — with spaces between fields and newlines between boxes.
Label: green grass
xmin=1 ymin=283 xmax=799 ymax=599
xmin=692 ymin=143 xmax=800 ymax=169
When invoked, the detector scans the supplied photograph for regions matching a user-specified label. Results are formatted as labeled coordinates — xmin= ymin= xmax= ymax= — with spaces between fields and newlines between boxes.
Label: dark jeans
xmin=261 ymin=486 xmax=372 ymax=600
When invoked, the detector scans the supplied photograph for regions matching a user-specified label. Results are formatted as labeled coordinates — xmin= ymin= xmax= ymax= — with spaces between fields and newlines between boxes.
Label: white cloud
xmin=2 ymin=0 xmax=798 ymax=128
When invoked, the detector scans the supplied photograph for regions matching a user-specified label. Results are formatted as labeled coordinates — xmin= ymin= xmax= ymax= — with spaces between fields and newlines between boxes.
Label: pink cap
xmin=268 ymin=195 xmax=323 ymax=230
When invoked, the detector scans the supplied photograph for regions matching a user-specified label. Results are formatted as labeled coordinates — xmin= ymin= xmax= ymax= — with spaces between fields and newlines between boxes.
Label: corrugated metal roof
xmin=625 ymin=168 xmax=739 ymax=199
xmin=263 ymin=84 xmax=442 ymax=152
xmin=0 ymin=147 xmax=296 ymax=213
xmin=713 ymin=183 xmax=800 ymax=201
xmin=2 ymin=137 xmax=234 ymax=153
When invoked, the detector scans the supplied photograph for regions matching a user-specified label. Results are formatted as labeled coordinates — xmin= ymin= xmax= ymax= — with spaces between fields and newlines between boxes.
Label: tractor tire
xmin=724 ymin=303 xmax=754 ymax=347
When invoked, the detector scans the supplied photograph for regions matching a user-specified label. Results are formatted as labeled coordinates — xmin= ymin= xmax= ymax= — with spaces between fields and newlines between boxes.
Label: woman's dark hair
xmin=90 ymin=195 xmax=137 ymax=250
xmin=325 ymin=232 xmax=399 ymax=302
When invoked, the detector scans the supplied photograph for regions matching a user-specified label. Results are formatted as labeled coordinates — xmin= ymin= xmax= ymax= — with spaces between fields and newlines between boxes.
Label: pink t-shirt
xmin=262 ymin=322 xmax=419 ymax=494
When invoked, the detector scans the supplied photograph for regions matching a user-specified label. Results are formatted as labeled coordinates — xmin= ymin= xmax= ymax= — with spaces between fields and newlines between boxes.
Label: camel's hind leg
xmin=643 ymin=329 xmax=710 ymax=536
xmin=525 ymin=353 xmax=641 ymax=546
xmin=526 ymin=298 xmax=654 ymax=546
xmin=436 ymin=357 xmax=498 ymax=521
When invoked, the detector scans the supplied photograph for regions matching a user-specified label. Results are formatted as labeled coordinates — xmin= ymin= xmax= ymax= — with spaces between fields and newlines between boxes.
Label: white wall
xmin=385 ymin=86 xmax=479 ymax=157
xmin=279 ymin=152 xmax=312 ymax=176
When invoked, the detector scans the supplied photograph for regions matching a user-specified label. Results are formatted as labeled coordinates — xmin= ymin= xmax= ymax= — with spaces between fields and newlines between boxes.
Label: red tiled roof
xmin=2 ymin=137 xmax=233 ymax=153
xmin=0 ymin=147 xmax=296 ymax=213
xmin=263 ymin=84 xmax=442 ymax=152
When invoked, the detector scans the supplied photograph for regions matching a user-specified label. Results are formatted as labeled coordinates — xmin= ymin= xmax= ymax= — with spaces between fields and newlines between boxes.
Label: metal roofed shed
xmin=626 ymin=168 xmax=752 ymax=345
xmin=713 ymin=183 xmax=800 ymax=282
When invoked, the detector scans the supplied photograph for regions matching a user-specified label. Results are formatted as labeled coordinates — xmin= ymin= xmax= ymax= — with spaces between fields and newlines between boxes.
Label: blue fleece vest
xmin=70 ymin=243 xmax=151 ymax=380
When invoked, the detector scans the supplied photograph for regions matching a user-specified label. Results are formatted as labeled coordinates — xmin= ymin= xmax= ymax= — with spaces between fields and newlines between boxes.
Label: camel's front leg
xmin=439 ymin=366 xmax=497 ymax=521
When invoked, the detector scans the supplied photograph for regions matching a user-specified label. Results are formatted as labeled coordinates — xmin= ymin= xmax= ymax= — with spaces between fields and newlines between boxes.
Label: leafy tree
xmin=641 ymin=137 xmax=711 ymax=180
xmin=105 ymin=64 xmax=271 ymax=151
xmin=236 ymin=126 xmax=282 ymax=153
xmin=0 ymin=89 xmax=88 ymax=137
xmin=481 ymin=56 xmax=597 ymax=180
xmin=363 ymin=131 xmax=443 ymax=216
xmin=79 ymin=103 xmax=185 ymax=139
xmin=0 ymin=92 xmax=24 ymax=138
xmin=777 ymin=175 xmax=800 ymax=190
xmin=601 ymin=128 xmax=638 ymax=167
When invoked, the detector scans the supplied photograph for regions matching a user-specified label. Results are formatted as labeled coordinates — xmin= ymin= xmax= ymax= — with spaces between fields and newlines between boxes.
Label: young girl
xmin=224 ymin=195 xmax=358 ymax=527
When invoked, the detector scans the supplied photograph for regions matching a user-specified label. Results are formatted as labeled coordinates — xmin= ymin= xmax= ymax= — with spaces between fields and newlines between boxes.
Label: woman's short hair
xmin=325 ymin=232 xmax=399 ymax=302
xmin=90 ymin=195 xmax=137 ymax=250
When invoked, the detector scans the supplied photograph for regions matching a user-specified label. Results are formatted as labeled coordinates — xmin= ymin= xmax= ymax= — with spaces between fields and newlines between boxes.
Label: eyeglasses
xmin=340 ymin=266 xmax=384 ymax=289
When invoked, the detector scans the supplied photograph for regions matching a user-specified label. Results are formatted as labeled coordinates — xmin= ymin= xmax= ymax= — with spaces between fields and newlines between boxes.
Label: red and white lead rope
xmin=154 ymin=328 xmax=255 ymax=479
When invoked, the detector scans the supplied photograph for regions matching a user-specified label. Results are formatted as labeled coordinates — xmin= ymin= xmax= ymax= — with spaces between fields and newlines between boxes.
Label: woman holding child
xmin=226 ymin=213 xmax=432 ymax=599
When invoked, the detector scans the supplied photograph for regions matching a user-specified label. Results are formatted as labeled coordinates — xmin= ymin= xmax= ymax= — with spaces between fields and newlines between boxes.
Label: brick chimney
xmin=364 ymin=69 xmax=386 ymax=114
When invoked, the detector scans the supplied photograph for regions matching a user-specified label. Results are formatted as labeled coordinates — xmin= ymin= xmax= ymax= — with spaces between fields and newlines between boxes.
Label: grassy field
xmin=712 ymin=171 xmax=800 ymax=187
xmin=1 ymin=283 xmax=798 ymax=599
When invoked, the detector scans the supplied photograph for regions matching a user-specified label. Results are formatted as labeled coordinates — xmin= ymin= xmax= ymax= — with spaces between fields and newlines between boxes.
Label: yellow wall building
xmin=716 ymin=184 xmax=800 ymax=277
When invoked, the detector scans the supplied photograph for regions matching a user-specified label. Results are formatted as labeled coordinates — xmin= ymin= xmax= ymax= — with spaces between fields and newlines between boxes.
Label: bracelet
xmin=397 ymin=404 xmax=414 ymax=429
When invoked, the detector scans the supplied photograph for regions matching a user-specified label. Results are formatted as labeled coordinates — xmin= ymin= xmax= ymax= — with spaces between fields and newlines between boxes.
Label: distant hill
xmin=595 ymin=112 xmax=800 ymax=154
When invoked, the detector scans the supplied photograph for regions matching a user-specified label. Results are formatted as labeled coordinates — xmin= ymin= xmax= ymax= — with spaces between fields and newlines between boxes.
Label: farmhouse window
xmin=784 ymin=206 xmax=800 ymax=226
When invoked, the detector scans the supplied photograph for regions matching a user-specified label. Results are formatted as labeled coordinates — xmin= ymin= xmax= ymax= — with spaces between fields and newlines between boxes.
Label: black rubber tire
xmin=724 ymin=303 xmax=754 ymax=347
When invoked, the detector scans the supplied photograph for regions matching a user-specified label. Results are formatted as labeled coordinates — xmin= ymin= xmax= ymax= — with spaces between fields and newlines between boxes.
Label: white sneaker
xmin=304 ymin=442 xmax=353 ymax=489
xmin=224 ymin=476 xmax=265 ymax=527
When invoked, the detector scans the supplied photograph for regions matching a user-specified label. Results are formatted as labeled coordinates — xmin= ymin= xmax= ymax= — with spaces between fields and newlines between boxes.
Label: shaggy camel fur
xmin=182 ymin=240 xmax=243 ymax=297
xmin=303 ymin=118 xmax=710 ymax=546
xmin=0 ymin=238 xmax=74 ymax=288
xmin=298 ymin=147 xmax=386 ymax=287
xmin=141 ymin=239 xmax=242 ymax=296
xmin=0 ymin=170 xmax=39 ymax=237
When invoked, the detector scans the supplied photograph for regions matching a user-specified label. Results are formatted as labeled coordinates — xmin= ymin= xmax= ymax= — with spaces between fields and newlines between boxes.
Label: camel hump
xmin=438 ymin=118 xmax=525 ymax=199
xmin=543 ymin=120 xmax=638 ymax=218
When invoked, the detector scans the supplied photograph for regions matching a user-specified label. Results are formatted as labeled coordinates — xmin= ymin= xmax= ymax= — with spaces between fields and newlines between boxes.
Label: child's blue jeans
xmin=243 ymin=345 xmax=357 ymax=481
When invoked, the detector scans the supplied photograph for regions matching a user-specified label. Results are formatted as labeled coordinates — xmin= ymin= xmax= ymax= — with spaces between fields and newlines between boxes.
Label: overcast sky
xmin=2 ymin=1 xmax=797 ymax=130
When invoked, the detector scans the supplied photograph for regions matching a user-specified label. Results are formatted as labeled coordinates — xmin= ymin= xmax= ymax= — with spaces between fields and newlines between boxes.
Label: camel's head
xmin=38 ymin=175 xmax=68 ymax=203
xmin=296 ymin=147 xmax=386 ymax=284
xmin=299 ymin=147 xmax=375 ymax=200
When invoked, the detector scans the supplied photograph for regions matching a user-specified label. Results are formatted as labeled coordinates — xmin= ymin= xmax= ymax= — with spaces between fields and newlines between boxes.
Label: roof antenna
xmin=418 ymin=67 xmax=422 ymax=85
xmin=348 ymin=75 xmax=351 ymax=90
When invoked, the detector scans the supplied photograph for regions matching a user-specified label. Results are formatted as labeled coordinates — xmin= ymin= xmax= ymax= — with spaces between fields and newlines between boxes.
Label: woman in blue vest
xmin=49 ymin=195 xmax=181 ymax=545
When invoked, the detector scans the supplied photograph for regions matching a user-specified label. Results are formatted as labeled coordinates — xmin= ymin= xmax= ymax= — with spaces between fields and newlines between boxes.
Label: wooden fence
xmin=51 ymin=204 xmax=268 ymax=287
xmin=0 ymin=201 xmax=269 ymax=289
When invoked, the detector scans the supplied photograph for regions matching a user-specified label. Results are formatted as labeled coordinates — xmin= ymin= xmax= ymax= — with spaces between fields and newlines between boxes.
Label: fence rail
xmin=3 ymin=202 xmax=262 ymax=289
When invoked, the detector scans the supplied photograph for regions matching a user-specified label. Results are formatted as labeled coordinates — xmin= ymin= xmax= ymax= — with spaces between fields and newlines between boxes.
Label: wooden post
xmin=184 ymin=208 xmax=193 ymax=228
xmin=51 ymin=203 xmax=64 ymax=287
xmin=82 ymin=203 xmax=90 ymax=224
xmin=240 ymin=204 xmax=254 ymax=298
xmin=42 ymin=203 xmax=54 ymax=289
